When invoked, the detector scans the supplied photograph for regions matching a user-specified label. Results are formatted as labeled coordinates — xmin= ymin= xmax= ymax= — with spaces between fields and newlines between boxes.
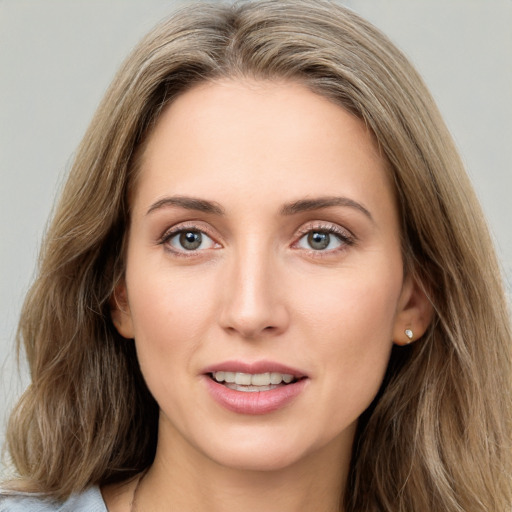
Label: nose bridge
xmin=219 ymin=236 xmax=288 ymax=338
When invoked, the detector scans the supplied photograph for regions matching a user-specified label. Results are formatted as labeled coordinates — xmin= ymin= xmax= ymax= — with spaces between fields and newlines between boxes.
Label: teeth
xmin=270 ymin=372 xmax=283 ymax=384
xmin=225 ymin=383 xmax=276 ymax=392
xmin=212 ymin=371 xmax=295 ymax=386
xmin=224 ymin=372 xmax=236 ymax=383
xmin=251 ymin=372 xmax=271 ymax=386
xmin=236 ymin=373 xmax=252 ymax=385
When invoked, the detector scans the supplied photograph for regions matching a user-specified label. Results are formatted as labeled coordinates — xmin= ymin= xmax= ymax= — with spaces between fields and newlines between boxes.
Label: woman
xmin=1 ymin=1 xmax=511 ymax=511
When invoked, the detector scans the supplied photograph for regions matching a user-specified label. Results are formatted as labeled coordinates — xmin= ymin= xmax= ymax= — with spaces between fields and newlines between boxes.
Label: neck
xmin=135 ymin=422 xmax=352 ymax=512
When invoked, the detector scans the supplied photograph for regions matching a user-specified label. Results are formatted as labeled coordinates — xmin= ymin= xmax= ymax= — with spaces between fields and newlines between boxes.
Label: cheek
xmin=125 ymin=261 xmax=217 ymax=375
xmin=294 ymin=269 xmax=401 ymax=418
xmin=295 ymin=264 xmax=401 ymax=342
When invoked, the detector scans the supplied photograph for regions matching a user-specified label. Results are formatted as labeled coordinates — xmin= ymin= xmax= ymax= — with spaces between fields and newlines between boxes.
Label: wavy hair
xmin=5 ymin=1 xmax=511 ymax=510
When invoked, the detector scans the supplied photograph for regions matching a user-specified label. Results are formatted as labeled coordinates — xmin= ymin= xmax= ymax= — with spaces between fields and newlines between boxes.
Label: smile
xmin=202 ymin=362 xmax=308 ymax=414
xmin=210 ymin=371 xmax=296 ymax=392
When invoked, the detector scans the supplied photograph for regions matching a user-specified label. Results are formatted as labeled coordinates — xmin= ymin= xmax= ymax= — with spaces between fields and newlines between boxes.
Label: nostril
xmin=218 ymin=291 xmax=290 ymax=338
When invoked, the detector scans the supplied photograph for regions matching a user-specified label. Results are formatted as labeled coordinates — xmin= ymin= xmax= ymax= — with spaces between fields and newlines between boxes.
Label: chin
xmin=209 ymin=446 xmax=306 ymax=473
xmin=196 ymin=427 xmax=329 ymax=473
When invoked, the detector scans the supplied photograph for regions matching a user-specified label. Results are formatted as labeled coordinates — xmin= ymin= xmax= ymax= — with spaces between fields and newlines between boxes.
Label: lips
xmin=201 ymin=360 xmax=308 ymax=414
xmin=211 ymin=370 xmax=296 ymax=391
xmin=202 ymin=360 xmax=306 ymax=378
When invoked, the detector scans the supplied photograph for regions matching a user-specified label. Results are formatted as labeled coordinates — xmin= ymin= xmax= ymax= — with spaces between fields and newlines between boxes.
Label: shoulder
xmin=0 ymin=486 xmax=107 ymax=512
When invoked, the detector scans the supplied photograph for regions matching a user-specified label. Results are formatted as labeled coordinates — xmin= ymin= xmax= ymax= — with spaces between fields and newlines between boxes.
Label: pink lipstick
xmin=201 ymin=360 xmax=308 ymax=415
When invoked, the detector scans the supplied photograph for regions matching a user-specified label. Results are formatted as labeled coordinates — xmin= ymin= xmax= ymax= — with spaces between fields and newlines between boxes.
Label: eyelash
xmin=159 ymin=223 xmax=219 ymax=258
xmin=293 ymin=223 xmax=355 ymax=257
xmin=158 ymin=222 xmax=355 ymax=258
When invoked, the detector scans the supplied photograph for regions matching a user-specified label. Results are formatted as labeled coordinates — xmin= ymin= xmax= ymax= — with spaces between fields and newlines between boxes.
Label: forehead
xmin=133 ymin=78 xmax=393 ymax=215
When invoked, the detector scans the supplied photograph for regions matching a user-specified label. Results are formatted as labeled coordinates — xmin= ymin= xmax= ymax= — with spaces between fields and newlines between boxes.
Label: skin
xmin=107 ymin=79 xmax=431 ymax=512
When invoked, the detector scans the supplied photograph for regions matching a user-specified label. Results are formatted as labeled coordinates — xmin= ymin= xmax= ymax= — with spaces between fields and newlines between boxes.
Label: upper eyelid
xmin=292 ymin=221 xmax=356 ymax=250
xmin=160 ymin=221 xmax=217 ymax=240
xmin=294 ymin=221 xmax=354 ymax=238
xmin=158 ymin=220 xmax=355 ymax=245
xmin=159 ymin=224 xmax=220 ymax=255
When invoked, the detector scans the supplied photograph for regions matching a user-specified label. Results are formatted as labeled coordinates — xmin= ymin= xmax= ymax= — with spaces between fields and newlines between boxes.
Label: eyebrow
xmin=280 ymin=196 xmax=373 ymax=220
xmin=146 ymin=194 xmax=372 ymax=221
xmin=146 ymin=196 xmax=225 ymax=216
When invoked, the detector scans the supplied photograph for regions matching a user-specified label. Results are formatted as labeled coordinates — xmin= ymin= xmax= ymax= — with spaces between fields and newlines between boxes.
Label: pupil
xmin=308 ymin=231 xmax=330 ymax=250
xmin=180 ymin=231 xmax=202 ymax=250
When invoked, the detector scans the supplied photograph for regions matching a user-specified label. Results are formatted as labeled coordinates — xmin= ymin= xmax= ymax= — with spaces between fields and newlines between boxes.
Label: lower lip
xmin=203 ymin=376 xmax=308 ymax=415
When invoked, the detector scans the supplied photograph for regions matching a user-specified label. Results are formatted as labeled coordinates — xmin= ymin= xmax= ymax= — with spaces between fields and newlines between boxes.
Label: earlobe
xmin=393 ymin=275 xmax=433 ymax=346
xmin=110 ymin=281 xmax=135 ymax=339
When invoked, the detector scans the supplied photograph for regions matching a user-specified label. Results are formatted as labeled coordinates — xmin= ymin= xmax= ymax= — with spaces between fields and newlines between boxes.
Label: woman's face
xmin=114 ymin=79 xmax=420 ymax=472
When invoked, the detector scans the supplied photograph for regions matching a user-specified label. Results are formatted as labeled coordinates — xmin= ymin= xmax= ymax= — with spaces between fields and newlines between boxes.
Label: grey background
xmin=1 ymin=0 xmax=511 ymax=474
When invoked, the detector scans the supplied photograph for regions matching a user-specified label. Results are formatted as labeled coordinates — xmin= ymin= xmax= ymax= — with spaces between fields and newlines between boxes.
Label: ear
xmin=110 ymin=280 xmax=135 ymax=339
xmin=392 ymin=274 xmax=433 ymax=346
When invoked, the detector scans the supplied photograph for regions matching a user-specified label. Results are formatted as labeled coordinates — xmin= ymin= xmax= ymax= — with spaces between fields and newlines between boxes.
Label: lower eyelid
xmin=171 ymin=232 xmax=213 ymax=249
xmin=297 ymin=234 xmax=345 ymax=249
xmin=159 ymin=223 xmax=353 ymax=254
xmin=292 ymin=225 xmax=356 ymax=252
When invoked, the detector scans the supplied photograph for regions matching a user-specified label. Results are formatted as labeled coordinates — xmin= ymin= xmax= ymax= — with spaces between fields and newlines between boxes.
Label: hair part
xmin=5 ymin=1 xmax=511 ymax=510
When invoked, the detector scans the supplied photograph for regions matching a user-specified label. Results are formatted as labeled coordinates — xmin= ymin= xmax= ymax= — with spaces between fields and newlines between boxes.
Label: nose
xmin=218 ymin=243 xmax=290 ymax=339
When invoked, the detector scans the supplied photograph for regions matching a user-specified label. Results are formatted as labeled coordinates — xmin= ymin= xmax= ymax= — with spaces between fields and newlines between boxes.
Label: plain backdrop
xmin=1 ymin=0 xmax=511 ymax=473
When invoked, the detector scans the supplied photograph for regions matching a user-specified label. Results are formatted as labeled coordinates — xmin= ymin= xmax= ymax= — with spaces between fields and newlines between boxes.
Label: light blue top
xmin=0 ymin=486 xmax=107 ymax=511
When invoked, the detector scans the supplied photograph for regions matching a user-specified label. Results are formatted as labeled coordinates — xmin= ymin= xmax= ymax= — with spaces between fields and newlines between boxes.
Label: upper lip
xmin=201 ymin=360 xmax=307 ymax=378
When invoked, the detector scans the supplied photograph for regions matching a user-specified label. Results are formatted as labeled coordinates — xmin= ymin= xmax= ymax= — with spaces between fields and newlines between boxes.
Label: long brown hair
xmin=5 ymin=1 xmax=511 ymax=510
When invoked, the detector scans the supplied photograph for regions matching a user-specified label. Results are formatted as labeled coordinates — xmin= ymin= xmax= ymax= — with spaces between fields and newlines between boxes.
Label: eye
xmin=165 ymin=229 xmax=217 ymax=252
xmin=297 ymin=230 xmax=342 ymax=251
xmin=295 ymin=227 xmax=353 ymax=252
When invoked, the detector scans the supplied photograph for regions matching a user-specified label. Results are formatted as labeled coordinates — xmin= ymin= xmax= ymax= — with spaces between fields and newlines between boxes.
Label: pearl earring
xmin=404 ymin=329 xmax=414 ymax=343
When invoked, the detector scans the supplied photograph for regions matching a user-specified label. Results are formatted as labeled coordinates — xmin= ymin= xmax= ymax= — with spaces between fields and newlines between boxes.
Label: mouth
xmin=208 ymin=371 xmax=303 ymax=392
xmin=201 ymin=361 xmax=308 ymax=414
